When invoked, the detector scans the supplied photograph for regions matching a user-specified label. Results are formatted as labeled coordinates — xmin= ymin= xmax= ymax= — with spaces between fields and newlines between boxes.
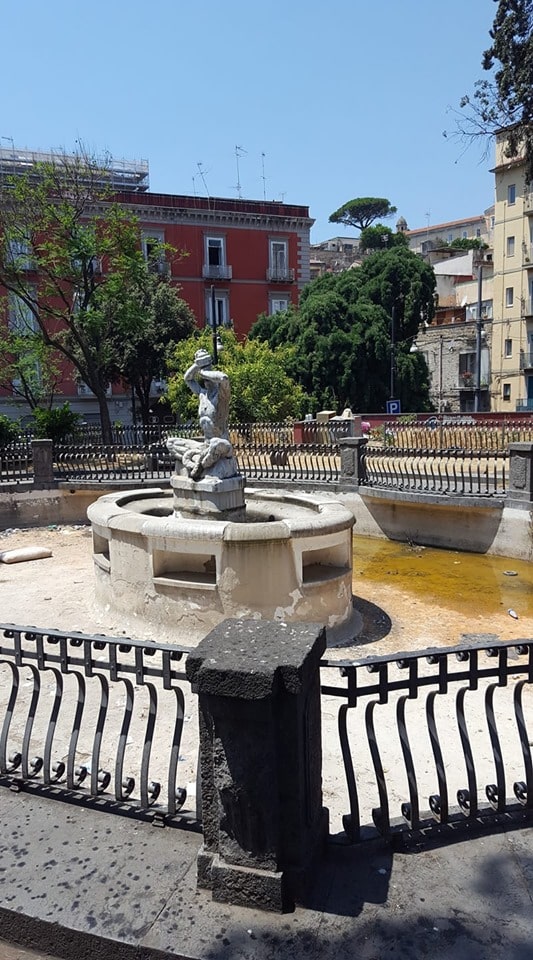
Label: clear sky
xmin=2 ymin=0 xmax=497 ymax=243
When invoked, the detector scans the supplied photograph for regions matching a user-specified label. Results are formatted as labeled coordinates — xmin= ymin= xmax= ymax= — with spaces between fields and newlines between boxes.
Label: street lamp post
xmin=390 ymin=301 xmax=396 ymax=400
xmin=474 ymin=259 xmax=484 ymax=413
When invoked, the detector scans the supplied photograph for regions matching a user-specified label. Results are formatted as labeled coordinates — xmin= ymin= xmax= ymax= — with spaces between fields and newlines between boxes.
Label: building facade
xmin=490 ymin=133 xmax=533 ymax=412
xmin=0 ymin=149 xmax=313 ymax=423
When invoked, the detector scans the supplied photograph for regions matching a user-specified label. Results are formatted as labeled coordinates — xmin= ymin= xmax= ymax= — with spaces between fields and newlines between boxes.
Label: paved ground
xmin=1 ymin=525 xmax=533 ymax=958
xmin=0 ymin=788 xmax=532 ymax=960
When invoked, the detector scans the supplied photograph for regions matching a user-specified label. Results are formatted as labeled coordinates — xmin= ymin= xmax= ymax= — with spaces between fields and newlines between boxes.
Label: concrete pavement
xmin=1 ymin=786 xmax=533 ymax=960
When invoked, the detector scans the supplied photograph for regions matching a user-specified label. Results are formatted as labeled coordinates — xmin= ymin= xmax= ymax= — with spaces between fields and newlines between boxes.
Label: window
xmin=268 ymin=239 xmax=290 ymax=280
xmin=476 ymin=228 xmax=481 ymax=238
xmin=459 ymin=352 xmax=476 ymax=377
xmin=141 ymin=230 xmax=168 ymax=274
xmin=505 ymin=287 xmax=514 ymax=307
xmin=508 ymin=184 xmax=516 ymax=205
xmin=8 ymin=292 xmax=37 ymax=334
xmin=206 ymin=236 xmax=225 ymax=267
xmin=503 ymin=383 xmax=511 ymax=401
xmin=462 ymin=231 xmax=468 ymax=239
xmin=206 ymin=290 xmax=229 ymax=328
xmin=507 ymin=236 xmax=515 ymax=256
xmin=447 ymin=233 xmax=453 ymax=243
xmin=504 ymin=338 xmax=512 ymax=358
xmin=6 ymin=237 xmax=33 ymax=270
xmin=270 ymin=297 xmax=289 ymax=314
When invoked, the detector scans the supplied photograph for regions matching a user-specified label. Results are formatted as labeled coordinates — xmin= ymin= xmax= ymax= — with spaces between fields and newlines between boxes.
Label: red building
xmin=0 ymin=150 xmax=313 ymax=423
xmin=115 ymin=191 xmax=313 ymax=339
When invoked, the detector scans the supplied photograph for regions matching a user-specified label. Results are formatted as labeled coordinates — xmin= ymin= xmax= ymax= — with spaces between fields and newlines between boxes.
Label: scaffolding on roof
xmin=0 ymin=147 xmax=150 ymax=193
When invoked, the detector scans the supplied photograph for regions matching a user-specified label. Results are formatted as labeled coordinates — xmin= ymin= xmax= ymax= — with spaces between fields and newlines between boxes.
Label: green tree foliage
xmin=458 ymin=0 xmax=533 ymax=180
xmin=167 ymin=329 xmax=307 ymax=423
xmin=0 ymin=151 xmax=179 ymax=442
xmin=31 ymin=402 xmax=81 ymax=443
xmin=0 ymin=414 xmax=19 ymax=447
xmin=108 ymin=275 xmax=195 ymax=429
xmin=0 ymin=317 xmax=63 ymax=410
xmin=329 ymin=198 xmax=397 ymax=233
xmin=359 ymin=225 xmax=408 ymax=253
xmin=449 ymin=237 xmax=489 ymax=251
xmin=250 ymin=246 xmax=435 ymax=414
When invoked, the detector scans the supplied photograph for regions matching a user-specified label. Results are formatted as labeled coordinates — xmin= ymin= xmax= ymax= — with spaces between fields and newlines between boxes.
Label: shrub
xmin=32 ymin=403 xmax=81 ymax=443
xmin=0 ymin=415 xmax=20 ymax=447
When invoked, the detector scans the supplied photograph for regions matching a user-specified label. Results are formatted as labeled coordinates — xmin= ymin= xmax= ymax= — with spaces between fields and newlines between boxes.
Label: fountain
xmin=88 ymin=349 xmax=356 ymax=645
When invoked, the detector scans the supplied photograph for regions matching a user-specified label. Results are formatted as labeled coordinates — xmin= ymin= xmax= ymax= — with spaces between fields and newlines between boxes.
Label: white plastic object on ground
xmin=0 ymin=546 xmax=53 ymax=564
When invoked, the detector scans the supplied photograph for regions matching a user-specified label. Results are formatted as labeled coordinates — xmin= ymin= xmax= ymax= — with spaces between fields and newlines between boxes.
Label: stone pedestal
xmin=171 ymin=474 xmax=246 ymax=520
xmin=186 ymin=620 xmax=328 ymax=912
xmin=507 ymin=443 xmax=533 ymax=507
xmin=338 ymin=436 xmax=368 ymax=487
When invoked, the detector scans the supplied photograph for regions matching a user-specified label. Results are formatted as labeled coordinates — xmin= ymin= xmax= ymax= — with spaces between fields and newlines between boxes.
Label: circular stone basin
xmin=87 ymin=487 xmax=356 ymax=646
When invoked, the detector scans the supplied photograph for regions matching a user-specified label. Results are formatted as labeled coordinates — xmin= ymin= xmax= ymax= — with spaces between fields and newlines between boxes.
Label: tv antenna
xmin=261 ymin=152 xmax=268 ymax=201
xmin=197 ymin=162 xmax=210 ymax=198
xmin=234 ymin=145 xmax=246 ymax=199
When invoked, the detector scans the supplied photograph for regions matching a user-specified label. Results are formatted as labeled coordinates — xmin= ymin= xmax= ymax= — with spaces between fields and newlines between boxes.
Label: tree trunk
xmin=95 ymin=390 xmax=113 ymax=444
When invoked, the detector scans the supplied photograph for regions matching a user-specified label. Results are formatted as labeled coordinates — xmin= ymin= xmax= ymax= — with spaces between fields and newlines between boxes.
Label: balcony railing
xmin=516 ymin=398 xmax=533 ymax=411
xmin=458 ymin=373 xmax=475 ymax=389
xmin=519 ymin=350 xmax=533 ymax=370
xmin=522 ymin=298 xmax=533 ymax=317
xmin=266 ymin=266 xmax=295 ymax=282
xmin=523 ymin=244 xmax=533 ymax=264
xmin=202 ymin=264 xmax=232 ymax=280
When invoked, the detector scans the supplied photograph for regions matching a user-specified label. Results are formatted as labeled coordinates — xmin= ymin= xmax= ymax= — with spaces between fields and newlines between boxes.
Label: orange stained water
xmin=352 ymin=535 xmax=533 ymax=620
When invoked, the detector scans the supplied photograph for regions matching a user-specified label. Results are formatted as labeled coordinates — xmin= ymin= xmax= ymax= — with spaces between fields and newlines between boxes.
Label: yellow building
xmin=491 ymin=131 xmax=533 ymax=412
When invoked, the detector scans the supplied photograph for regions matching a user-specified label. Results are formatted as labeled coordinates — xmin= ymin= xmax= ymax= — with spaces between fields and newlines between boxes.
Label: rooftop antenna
xmin=234 ymin=145 xmax=246 ymax=199
xmin=192 ymin=174 xmax=197 ymax=197
xmin=261 ymin=152 xmax=267 ymax=201
xmin=197 ymin=162 xmax=210 ymax=198
xmin=279 ymin=191 xmax=286 ymax=203
xmin=425 ymin=210 xmax=431 ymax=242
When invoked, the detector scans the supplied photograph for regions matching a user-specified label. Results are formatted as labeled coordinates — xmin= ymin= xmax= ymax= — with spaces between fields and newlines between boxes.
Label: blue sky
xmin=2 ymin=0 xmax=496 ymax=242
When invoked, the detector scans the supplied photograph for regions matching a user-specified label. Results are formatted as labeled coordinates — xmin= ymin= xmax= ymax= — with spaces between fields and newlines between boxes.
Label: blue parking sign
xmin=386 ymin=399 xmax=401 ymax=414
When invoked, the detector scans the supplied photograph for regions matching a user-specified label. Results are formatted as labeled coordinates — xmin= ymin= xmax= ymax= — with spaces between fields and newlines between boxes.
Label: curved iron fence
xmin=361 ymin=447 xmax=507 ymax=497
xmin=0 ymin=624 xmax=198 ymax=826
xmin=321 ymin=638 xmax=533 ymax=843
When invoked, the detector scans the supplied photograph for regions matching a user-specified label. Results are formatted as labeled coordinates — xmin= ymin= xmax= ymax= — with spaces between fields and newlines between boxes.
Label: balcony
xmin=266 ymin=266 xmax=295 ymax=283
xmin=523 ymin=244 xmax=533 ymax=265
xmin=458 ymin=373 xmax=475 ymax=390
xmin=516 ymin=398 xmax=533 ymax=411
xmin=524 ymin=193 xmax=533 ymax=213
xmin=202 ymin=264 xmax=232 ymax=281
xmin=520 ymin=349 xmax=533 ymax=370
xmin=522 ymin=298 xmax=533 ymax=317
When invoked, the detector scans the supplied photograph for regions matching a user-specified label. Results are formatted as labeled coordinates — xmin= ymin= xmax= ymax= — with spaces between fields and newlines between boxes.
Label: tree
xmin=329 ymin=197 xmax=397 ymax=233
xmin=359 ymin=224 xmax=408 ymax=253
xmin=0 ymin=317 xmax=62 ymax=410
xmin=457 ymin=0 xmax=533 ymax=180
xmin=0 ymin=151 xmax=177 ymax=442
xmin=166 ymin=329 xmax=307 ymax=423
xmin=109 ymin=275 xmax=195 ymax=429
xmin=250 ymin=245 xmax=435 ymax=414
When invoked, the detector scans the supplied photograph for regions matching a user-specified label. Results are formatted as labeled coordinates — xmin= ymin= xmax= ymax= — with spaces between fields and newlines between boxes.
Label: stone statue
xmin=166 ymin=348 xmax=238 ymax=482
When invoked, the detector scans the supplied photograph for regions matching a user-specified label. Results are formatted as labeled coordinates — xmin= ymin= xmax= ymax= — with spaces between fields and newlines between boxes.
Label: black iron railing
xmin=0 ymin=440 xmax=33 ymax=482
xmin=0 ymin=624 xmax=198 ymax=826
xmin=234 ymin=441 xmax=340 ymax=483
xmin=321 ymin=638 xmax=533 ymax=843
xmin=54 ymin=443 xmax=173 ymax=482
xmin=361 ymin=447 xmax=507 ymax=497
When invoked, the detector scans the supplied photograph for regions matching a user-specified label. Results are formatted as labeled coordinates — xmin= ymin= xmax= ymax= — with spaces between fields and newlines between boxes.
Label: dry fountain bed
xmin=1 ymin=523 xmax=532 ymax=835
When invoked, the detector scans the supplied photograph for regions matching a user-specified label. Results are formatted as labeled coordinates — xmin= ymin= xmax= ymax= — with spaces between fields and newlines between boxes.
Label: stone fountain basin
xmin=88 ymin=487 xmax=355 ymax=645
